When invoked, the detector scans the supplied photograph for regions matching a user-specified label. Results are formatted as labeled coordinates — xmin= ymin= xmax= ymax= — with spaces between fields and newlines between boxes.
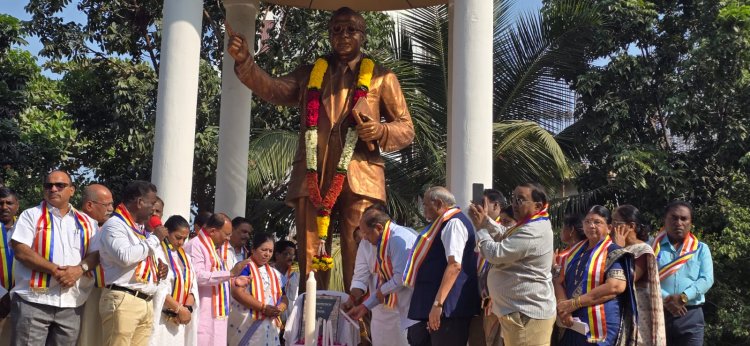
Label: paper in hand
xmin=568 ymin=317 xmax=590 ymax=336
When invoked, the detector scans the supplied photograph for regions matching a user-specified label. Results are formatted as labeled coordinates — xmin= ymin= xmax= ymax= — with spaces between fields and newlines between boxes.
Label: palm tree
xmin=243 ymin=0 xmax=602 ymax=230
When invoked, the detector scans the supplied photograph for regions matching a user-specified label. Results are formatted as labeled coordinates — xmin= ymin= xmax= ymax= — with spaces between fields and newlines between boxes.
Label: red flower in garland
xmin=321 ymin=173 xmax=347 ymax=210
xmin=306 ymin=89 xmax=321 ymax=127
xmin=306 ymin=171 xmax=323 ymax=207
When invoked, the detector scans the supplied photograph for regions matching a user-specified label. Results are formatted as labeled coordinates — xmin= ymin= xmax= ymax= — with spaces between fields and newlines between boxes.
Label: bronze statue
xmin=227 ymin=7 xmax=414 ymax=290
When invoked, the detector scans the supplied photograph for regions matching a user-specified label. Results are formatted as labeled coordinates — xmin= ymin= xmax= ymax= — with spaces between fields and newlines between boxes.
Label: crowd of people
xmin=0 ymin=172 xmax=714 ymax=346
xmin=0 ymin=171 xmax=299 ymax=346
xmin=339 ymin=184 xmax=713 ymax=346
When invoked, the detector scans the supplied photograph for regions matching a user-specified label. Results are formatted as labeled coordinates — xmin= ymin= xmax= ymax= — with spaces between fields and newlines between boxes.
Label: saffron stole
xmin=30 ymin=202 xmax=104 ymax=291
xmin=559 ymin=236 xmax=613 ymax=343
xmin=112 ymin=204 xmax=157 ymax=284
xmin=246 ymin=260 xmax=282 ymax=326
xmin=375 ymin=220 xmax=397 ymax=308
xmin=161 ymin=240 xmax=194 ymax=305
xmin=196 ymin=229 xmax=230 ymax=318
xmin=403 ymin=208 xmax=462 ymax=287
xmin=652 ymin=229 xmax=700 ymax=281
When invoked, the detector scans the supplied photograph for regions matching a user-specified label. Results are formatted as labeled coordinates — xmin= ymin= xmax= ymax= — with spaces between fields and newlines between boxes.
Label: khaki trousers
xmin=99 ymin=289 xmax=153 ymax=346
xmin=0 ymin=317 xmax=11 ymax=346
xmin=469 ymin=314 xmax=504 ymax=346
xmin=499 ymin=313 xmax=555 ymax=346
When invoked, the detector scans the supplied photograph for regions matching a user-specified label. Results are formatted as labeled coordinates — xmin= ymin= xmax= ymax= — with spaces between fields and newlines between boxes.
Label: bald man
xmin=78 ymin=184 xmax=112 ymax=346
xmin=81 ymin=184 xmax=114 ymax=226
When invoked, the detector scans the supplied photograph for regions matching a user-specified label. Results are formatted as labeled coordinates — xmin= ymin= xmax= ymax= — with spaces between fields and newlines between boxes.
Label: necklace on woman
xmin=571 ymin=244 xmax=592 ymax=298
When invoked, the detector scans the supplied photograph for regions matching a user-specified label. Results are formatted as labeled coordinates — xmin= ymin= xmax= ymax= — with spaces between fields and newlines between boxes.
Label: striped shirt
xmin=476 ymin=218 xmax=556 ymax=319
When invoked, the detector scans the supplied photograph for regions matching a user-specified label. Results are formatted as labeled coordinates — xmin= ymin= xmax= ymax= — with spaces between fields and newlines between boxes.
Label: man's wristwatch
xmin=80 ymin=262 xmax=90 ymax=272
xmin=433 ymin=300 xmax=443 ymax=308
xmin=679 ymin=292 xmax=688 ymax=304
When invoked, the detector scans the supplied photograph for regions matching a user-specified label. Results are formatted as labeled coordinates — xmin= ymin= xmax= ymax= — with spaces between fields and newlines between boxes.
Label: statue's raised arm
xmin=226 ymin=7 xmax=414 ymax=293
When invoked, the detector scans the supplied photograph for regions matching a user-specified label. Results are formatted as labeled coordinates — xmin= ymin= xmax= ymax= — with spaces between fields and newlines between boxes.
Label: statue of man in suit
xmin=227 ymin=6 xmax=414 ymax=290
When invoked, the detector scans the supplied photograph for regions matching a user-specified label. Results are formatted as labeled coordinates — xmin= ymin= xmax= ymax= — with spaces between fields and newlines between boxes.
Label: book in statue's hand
xmin=352 ymin=97 xmax=377 ymax=151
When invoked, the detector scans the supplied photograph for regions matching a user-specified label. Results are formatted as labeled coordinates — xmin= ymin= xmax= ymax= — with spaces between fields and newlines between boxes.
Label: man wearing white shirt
xmin=10 ymin=170 xmax=100 ymax=345
xmin=347 ymin=204 xmax=417 ymax=346
xmin=226 ymin=216 xmax=252 ymax=268
xmin=406 ymin=187 xmax=480 ymax=346
xmin=98 ymin=180 xmax=166 ymax=346
xmin=77 ymin=183 xmax=114 ymax=346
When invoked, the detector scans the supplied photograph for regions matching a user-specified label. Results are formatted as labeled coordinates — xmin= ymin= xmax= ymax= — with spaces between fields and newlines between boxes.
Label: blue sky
xmin=1 ymin=0 xmax=542 ymax=76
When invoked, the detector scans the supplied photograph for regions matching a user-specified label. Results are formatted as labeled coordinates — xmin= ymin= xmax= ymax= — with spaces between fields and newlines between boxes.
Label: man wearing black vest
xmin=406 ymin=186 xmax=479 ymax=346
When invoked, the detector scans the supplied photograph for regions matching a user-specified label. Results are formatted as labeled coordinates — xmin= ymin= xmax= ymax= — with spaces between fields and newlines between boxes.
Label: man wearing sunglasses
xmin=10 ymin=170 xmax=101 ymax=345
xmin=227 ymin=7 xmax=415 ymax=290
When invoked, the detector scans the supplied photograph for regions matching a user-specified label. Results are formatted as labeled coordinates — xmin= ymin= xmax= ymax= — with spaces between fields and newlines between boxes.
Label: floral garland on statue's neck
xmin=305 ymin=56 xmax=375 ymax=272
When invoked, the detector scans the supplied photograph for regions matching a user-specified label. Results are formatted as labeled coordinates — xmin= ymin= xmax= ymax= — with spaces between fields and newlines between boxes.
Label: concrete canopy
xmin=259 ymin=0 xmax=447 ymax=11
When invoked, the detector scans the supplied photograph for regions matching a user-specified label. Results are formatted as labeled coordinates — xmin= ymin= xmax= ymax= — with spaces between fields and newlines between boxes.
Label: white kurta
xmin=351 ymin=240 xmax=409 ymax=346
xmin=279 ymin=268 xmax=299 ymax=325
xmin=149 ymin=245 xmax=200 ymax=346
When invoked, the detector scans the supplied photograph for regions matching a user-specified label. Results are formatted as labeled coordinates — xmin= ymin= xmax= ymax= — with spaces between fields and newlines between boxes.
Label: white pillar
xmin=214 ymin=0 xmax=259 ymax=217
xmin=447 ymin=0 xmax=494 ymax=208
xmin=151 ymin=0 xmax=203 ymax=219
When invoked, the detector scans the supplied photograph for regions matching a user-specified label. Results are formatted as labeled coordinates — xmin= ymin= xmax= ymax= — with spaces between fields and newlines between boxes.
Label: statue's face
xmin=329 ymin=13 xmax=366 ymax=61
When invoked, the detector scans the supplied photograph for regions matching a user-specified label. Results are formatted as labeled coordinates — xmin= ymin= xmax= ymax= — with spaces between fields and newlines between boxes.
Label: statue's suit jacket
xmin=234 ymin=54 xmax=415 ymax=203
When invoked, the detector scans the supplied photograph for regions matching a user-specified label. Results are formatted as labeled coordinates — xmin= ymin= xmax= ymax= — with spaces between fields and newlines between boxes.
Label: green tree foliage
xmin=0 ymin=14 xmax=78 ymax=207
xmin=19 ymin=0 xmax=224 ymax=210
xmin=550 ymin=0 xmax=750 ymax=342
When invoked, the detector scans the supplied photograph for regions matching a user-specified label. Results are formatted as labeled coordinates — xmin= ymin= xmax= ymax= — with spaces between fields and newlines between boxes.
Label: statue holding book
xmin=227 ymin=6 xmax=415 ymax=290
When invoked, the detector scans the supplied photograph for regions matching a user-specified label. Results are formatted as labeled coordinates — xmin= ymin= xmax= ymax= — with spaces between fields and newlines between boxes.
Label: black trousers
xmin=664 ymin=306 xmax=704 ymax=346
xmin=407 ymin=318 xmax=472 ymax=346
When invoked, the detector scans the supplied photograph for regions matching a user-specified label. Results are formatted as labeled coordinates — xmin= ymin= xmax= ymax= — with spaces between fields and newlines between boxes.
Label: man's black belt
xmin=106 ymin=284 xmax=153 ymax=302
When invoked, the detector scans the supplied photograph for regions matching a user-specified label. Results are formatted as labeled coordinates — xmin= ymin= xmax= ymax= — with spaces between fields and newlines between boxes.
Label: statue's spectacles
xmin=330 ymin=24 xmax=363 ymax=36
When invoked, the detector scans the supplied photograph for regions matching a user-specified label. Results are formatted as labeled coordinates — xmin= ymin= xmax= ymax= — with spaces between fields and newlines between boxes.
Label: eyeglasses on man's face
xmin=510 ymin=196 xmax=534 ymax=205
xmin=91 ymin=201 xmax=114 ymax=208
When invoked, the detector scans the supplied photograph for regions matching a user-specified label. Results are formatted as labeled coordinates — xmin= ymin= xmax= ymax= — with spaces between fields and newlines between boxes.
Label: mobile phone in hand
xmin=472 ymin=183 xmax=484 ymax=206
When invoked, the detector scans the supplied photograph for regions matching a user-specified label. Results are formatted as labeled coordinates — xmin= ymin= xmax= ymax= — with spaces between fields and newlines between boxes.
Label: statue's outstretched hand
xmin=226 ymin=22 xmax=250 ymax=64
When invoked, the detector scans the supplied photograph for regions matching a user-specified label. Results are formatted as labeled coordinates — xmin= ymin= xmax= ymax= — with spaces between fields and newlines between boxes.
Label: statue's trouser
xmin=294 ymin=187 xmax=375 ymax=292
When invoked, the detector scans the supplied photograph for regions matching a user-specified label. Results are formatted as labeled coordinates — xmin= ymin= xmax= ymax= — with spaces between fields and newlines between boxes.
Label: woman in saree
xmin=612 ymin=205 xmax=666 ymax=346
xmin=555 ymin=214 xmax=586 ymax=270
xmin=229 ymin=233 xmax=289 ymax=346
xmin=554 ymin=205 xmax=637 ymax=345
xmin=150 ymin=215 xmax=199 ymax=345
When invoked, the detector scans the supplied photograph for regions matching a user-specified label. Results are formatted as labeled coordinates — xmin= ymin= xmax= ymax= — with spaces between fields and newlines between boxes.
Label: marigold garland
xmin=311 ymin=254 xmax=334 ymax=271
xmin=305 ymin=56 xmax=375 ymax=271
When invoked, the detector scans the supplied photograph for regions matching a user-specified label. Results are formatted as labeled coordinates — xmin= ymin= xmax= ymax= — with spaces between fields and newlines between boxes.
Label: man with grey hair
xmin=81 ymin=184 xmax=114 ymax=226
xmin=78 ymin=183 xmax=113 ymax=346
xmin=405 ymin=187 xmax=479 ymax=346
